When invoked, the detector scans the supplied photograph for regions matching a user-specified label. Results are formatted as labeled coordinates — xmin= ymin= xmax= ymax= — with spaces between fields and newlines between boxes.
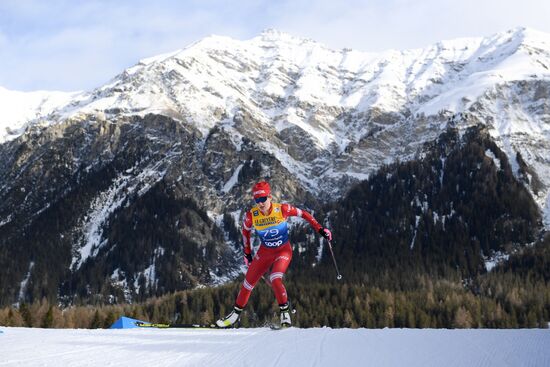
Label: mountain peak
xmin=505 ymin=26 xmax=546 ymax=38
xmin=489 ymin=26 xmax=550 ymax=49
xmin=260 ymin=28 xmax=289 ymax=37
xmin=4 ymin=27 xmax=550 ymax=148
xmin=254 ymin=28 xmax=321 ymax=47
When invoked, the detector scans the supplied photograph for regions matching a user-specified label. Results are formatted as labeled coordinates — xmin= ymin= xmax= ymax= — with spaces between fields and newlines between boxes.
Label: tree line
xmin=2 ymin=233 xmax=549 ymax=329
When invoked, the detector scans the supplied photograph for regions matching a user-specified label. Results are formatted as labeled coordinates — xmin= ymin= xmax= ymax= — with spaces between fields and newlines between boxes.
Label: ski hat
xmin=252 ymin=181 xmax=271 ymax=199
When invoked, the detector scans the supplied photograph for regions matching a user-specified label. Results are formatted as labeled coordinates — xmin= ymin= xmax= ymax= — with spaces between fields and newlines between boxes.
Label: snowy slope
xmin=0 ymin=326 xmax=549 ymax=367
xmin=0 ymin=86 xmax=80 ymax=143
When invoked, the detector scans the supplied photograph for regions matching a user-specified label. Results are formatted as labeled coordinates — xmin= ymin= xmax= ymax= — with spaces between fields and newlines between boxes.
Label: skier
xmin=216 ymin=181 xmax=332 ymax=328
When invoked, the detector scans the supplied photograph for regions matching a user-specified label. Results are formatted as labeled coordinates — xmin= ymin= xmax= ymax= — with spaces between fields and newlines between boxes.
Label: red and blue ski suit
xmin=235 ymin=202 xmax=322 ymax=308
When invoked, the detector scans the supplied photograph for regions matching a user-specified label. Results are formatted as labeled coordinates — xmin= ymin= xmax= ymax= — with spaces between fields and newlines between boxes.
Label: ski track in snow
xmin=0 ymin=327 xmax=549 ymax=367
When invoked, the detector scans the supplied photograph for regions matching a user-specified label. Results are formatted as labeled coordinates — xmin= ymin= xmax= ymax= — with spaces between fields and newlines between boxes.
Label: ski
xmin=269 ymin=323 xmax=291 ymax=331
xmin=135 ymin=320 xmax=292 ymax=330
xmin=134 ymin=321 xmax=219 ymax=329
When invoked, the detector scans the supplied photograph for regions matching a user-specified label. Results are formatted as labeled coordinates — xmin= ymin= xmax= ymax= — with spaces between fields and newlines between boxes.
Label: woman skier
xmin=216 ymin=181 xmax=332 ymax=328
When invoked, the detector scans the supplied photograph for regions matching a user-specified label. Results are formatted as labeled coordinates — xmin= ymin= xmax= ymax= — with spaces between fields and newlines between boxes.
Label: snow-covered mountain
xmin=2 ymin=27 xmax=549 ymax=218
xmin=0 ymin=27 xmax=549 ymax=306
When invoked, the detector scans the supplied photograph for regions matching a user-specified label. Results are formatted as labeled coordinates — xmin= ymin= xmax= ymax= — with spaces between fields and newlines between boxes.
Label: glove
xmin=244 ymin=253 xmax=253 ymax=266
xmin=318 ymin=227 xmax=332 ymax=241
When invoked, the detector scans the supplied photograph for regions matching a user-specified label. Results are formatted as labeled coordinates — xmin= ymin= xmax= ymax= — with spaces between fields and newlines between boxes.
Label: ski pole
xmin=326 ymin=239 xmax=343 ymax=280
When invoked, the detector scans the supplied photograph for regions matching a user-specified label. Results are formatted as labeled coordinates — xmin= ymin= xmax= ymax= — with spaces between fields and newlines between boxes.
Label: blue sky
xmin=1 ymin=0 xmax=549 ymax=91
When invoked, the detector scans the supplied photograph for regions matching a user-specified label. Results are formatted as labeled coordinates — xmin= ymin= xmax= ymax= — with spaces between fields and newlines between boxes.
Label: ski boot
xmin=279 ymin=302 xmax=291 ymax=328
xmin=216 ymin=305 xmax=243 ymax=328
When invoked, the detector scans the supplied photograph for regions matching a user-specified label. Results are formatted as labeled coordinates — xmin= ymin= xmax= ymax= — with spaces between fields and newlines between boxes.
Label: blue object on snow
xmin=110 ymin=316 xmax=149 ymax=329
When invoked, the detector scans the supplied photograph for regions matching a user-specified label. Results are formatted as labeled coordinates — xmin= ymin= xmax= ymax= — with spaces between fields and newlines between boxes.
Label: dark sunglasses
xmin=255 ymin=196 xmax=268 ymax=204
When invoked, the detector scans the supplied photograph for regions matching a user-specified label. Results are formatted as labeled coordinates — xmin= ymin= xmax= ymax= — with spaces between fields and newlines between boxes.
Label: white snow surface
xmin=0 ymin=86 xmax=79 ymax=143
xmin=0 ymin=326 xmax=549 ymax=367
xmin=16 ymin=262 xmax=34 ymax=304
xmin=222 ymin=163 xmax=244 ymax=193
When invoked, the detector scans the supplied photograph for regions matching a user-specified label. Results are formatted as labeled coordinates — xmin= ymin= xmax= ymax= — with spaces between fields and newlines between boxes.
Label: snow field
xmin=0 ymin=327 xmax=549 ymax=367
